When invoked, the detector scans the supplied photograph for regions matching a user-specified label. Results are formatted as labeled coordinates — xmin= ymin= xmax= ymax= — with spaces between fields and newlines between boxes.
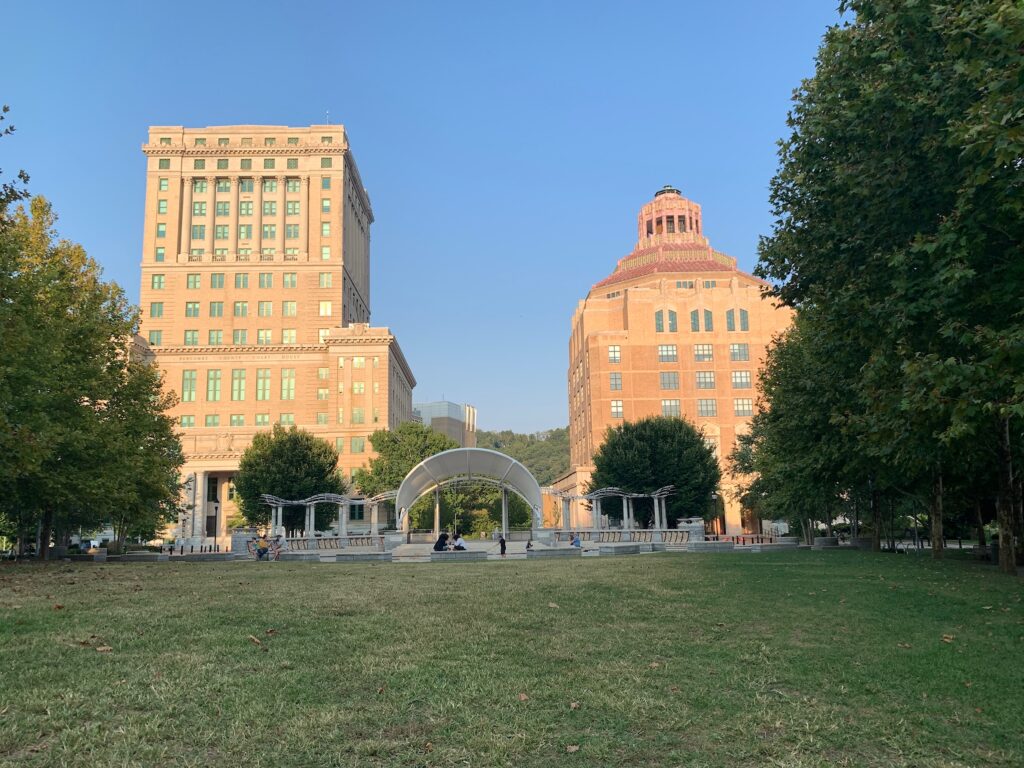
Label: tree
xmin=476 ymin=427 xmax=570 ymax=485
xmin=353 ymin=422 xmax=459 ymax=498
xmin=589 ymin=417 xmax=720 ymax=527
xmin=755 ymin=0 xmax=1024 ymax=571
xmin=234 ymin=426 xmax=346 ymax=531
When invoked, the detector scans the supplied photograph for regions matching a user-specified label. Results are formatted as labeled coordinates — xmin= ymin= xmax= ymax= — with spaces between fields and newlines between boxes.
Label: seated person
xmin=525 ymin=539 xmax=534 ymax=551
xmin=453 ymin=533 xmax=467 ymax=551
xmin=432 ymin=533 xmax=449 ymax=552
xmin=255 ymin=535 xmax=269 ymax=560
xmin=570 ymin=533 xmax=582 ymax=548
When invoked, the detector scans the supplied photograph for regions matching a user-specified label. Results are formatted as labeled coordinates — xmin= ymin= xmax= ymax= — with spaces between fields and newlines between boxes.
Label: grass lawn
xmin=0 ymin=551 xmax=1022 ymax=767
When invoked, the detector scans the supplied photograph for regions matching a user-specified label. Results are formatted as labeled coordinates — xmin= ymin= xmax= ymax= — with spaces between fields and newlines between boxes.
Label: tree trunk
xmin=975 ymin=500 xmax=986 ymax=548
xmin=995 ymin=416 xmax=1017 ymax=575
xmin=871 ymin=487 xmax=882 ymax=552
xmin=930 ymin=471 xmax=944 ymax=560
xmin=38 ymin=509 xmax=53 ymax=561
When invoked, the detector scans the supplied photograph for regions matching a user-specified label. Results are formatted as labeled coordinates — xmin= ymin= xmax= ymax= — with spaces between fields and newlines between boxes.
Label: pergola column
xmin=433 ymin=488 xmax=441 ymax=535
xmin=501 ymin=487 xmax=509 ymax=538
xmin=400 ymin=507 xmax=410 ymax=534
xmin=370 ymin=502 xmax=379 ymax=536
xmin=593 ymin=497 xmax=602 ymax=530
xmin=561 ymin=498 xmax=570 ymax=531
xmin=305 ymin=503 xmax=315 ymax=538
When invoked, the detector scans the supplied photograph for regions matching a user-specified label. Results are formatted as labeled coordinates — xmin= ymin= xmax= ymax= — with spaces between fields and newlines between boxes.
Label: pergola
xmin=259 ymin=492 xmax=393 ymax=538
xmin=551 ymin=485 xmax=676 ymax=530
xmin=395 ymin=448 xmax=543 ymax=537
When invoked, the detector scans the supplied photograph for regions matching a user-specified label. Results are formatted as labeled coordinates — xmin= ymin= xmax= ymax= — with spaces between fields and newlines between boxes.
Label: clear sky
xmin=4 ymin=1 xmax=840 ymax=433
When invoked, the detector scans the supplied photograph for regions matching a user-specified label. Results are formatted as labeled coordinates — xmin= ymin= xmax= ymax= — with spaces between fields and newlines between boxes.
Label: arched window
xmin=690 ymin=309 xmax=700 ymax=332
xmin=704 ymin=309 xmax=714 ymax=332
xmin=668 ymin=310 xmax=677 ymax=332
xmin=739 ymin=308 xmax=749 ymax=331
xmin=726 ymin=309 xmax=735 ymax=332
xmin=654 ymin=310 xmax=664 ymax=333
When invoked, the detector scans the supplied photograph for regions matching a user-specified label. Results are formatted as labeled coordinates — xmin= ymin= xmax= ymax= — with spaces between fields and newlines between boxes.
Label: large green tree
xmin=754 ymin=0 xmax=1024 ymax=572
xmin=589 ymin=417 xmax=720 ymax=527
xmin=353 ymin=421 xmax=459 ymax=498
xmin=476 ymin=427 xmax=569 ymax=485
xmin=234 ymin=426 xmax=347 ymax=531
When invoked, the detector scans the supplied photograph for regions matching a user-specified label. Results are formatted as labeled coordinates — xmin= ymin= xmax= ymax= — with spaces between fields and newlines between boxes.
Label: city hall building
xmin=555 ymin=186 xmax=793 ymax=534
xmin=137 ymin=125 xmax=415 ymax=546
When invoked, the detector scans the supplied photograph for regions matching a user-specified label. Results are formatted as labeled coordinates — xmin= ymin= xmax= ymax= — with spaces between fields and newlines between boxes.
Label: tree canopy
xmin=589 ymin=417 xmax=720 ymax=528
xmin=475 ymin=427 xmax=569 ymax=486
xmin=353 ymin=421 xmax=459 ymax=498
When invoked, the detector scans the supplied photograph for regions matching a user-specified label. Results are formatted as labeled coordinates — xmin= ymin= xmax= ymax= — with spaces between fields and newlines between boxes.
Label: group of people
xmin=251 ymin=533 xmax=288 ymax=561
xmin=432 ymin=532 xmax=468 ymax=552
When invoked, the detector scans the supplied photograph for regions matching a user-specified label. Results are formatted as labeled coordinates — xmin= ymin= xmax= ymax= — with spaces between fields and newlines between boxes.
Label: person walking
xmin=499 ymin=534 xmax=507 ymax=557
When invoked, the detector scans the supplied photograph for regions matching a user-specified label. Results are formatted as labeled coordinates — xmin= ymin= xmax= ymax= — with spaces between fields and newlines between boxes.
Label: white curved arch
xmin=395 ymin=448 xmax=543 ymax=529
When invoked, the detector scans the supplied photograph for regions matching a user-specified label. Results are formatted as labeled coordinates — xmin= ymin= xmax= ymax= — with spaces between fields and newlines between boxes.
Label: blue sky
xmin=4 ymin=1 xmax=839 ymax=432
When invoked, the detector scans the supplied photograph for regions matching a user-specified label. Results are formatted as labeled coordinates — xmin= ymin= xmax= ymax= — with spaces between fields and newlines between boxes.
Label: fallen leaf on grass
xmin=548 ymin=602 xmax=559 ymax=609
xmin=423 ymin=742 xmax=433 ymax=753
xmin=52 ymin=604 xmax=64 ymax=610
xmin=377 ymin=686 xmax=386 ymax=695
xmin=265 ymin=628 xmax=278 ymax=636
xmin=566 ymin=745 xmax=580 ymax=753
xmin=897 ymin=642 xmax=912 ymax=649
xmin=248 ymin=635 xmax=263 ymax=647
xmin=942 ymin=634 xmax=955 ymax=643
xmin=648 ymin=662 xmax=661 ymax=669
xmin=95 ymin=646 xmax=113 ymax=653
xmin=518 ymin=693 xmax=529 ymax=702
xmin=668 ymin=686 xmax=680 ymax=693
xmin=570 ymin=701 xmax=580 ymax=710
xmin=964 ymin=681 xmax=973 ymax=688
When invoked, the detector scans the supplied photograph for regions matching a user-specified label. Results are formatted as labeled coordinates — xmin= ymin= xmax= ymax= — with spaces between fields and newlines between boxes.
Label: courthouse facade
xmin=556 ymin=186 xmax=792 ymax=534
xmin=137 ymin=125 xmax=415 ymax=545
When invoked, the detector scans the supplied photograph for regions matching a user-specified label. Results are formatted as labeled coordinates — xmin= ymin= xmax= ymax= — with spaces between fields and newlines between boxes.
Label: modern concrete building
xmin=137 ymin=125 xmax=415 ymax=546
xmin=413 ymin=401 xmax=478 ymax=447
xmin=555 ymin=186 xmax=793 ymax=534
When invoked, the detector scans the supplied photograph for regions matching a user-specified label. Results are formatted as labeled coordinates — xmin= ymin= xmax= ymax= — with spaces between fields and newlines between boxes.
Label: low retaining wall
xmin=687 ymin=541 xmax=736 ymax=553
xmin=812 ymin=536 xmax=839 ymax=549
xmin=526 ymin=548 xmax=582 ymax=559
xmin=429 ymin=551 xmax=488 ymax=562
xmin=598 ymin=544 xmax=640 ymax=556
xmin=319 ymin=552 xmax=393 ymax=563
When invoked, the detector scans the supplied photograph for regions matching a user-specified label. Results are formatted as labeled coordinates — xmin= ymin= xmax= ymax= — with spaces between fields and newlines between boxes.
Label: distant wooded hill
xmin=475 ymin=427 xmax=570 ymax=486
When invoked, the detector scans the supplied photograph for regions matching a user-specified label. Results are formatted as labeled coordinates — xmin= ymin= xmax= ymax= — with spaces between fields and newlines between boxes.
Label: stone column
xmin=300 ymin=175 xmax=310 ymax=259
xmin=254 ymin=176 xmax=263 ymax=254
xmin=180 ymin=176 xmax=193 ymax=259
xmin=370 ymin=502 xmax=379 ymax=536
xmin=276 ymin=176 xmax=286 ymax=255
xmin=228 ymin=176 xmax=240 ymax=256
xmin=306 ymin=503 xmax=316 ymax=538
xmin=192 ymin=470 xmax=207 ymax=544
xmin=593 ymin=497 xmax=602 ymax=530
xmin=400 ymin=507 xmax=409 ymax=535
xmin=341 ymin=501 xmax=349 ymax=537
xmin=336 ymin=503 xmax=344 ymax=537
xmin=561 ymin=498 xmax=570 ymax=531
xmin=204 ymin=176 xmax=216 ymax=255
xmin=433 ymin=488 xmax=441 ymax=535
xmin=501 ymin=487 xmax=509 ymax=539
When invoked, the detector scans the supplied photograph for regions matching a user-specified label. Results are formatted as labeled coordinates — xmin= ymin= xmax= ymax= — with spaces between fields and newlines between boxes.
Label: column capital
xmin=301 ymin=175 xmax=311 ymax=186
xmin=206 ymin=175 xmax=217 ymax=183
xmin=229 ymin=175 xmax=240 ymax=185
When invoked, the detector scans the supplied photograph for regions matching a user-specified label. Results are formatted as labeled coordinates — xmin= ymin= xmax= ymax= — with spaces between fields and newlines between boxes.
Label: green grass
xmin=0 ymin=551 xmax=1022 ymax=767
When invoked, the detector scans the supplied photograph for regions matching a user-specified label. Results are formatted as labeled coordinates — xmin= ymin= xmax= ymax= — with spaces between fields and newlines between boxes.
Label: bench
xmin=429 ymin=550 xmax=488 ymax=562
xmin=526 ymin=548 xmax=582 ymax=559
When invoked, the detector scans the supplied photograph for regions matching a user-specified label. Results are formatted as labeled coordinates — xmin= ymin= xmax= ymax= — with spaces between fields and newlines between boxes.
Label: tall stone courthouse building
xmin=138 ymin=125 xmax=415 ymax=545
xmin=557 ymin=186 xmax=793 ymax=534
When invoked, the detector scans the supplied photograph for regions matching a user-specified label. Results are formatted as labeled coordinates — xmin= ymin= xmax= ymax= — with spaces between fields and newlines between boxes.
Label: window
xmin=734 ymin=398 xmax=754 ymax=417
xmin=264 ymin=137 xmax=276 ymax=146
xmin=611 ymin=400 xmax=623 ymax=419
xmin=257 ymin=329 xmax=272 ymax=344
xmin=285 ymin=200 xmax=300 ymax=216
xmin=238 ymin=224 xmax=252 ymax=240
xmin=183 ymin=330 xmax=199 ymax=345
xmin=740 ymin=308 xmax=749 ymax=332
xmin=318 ymin=329 xmax=330 ymax=344
xmin=321 ymin=136 xmax=333 ymax=145
xmin=690 ymin=309 xmax=699 ymax=332
xmin=217 ymin=159 xmax=228 ymax=170
xmin=285 ymin=158 xmax=297 ymax=170
xmin=704 ymin=280 xmax=717 ymax=288
xmin=155 ymin=247 xmax=165 ymax=262
xmin=218 ymin=138 xmax=229 ymax=146
xmin=352 ymin=407 xmax=365 ymax=424
xmin=150 ymin=302 xmax=164 ymax=318
xmin=191 ymin=224 xmax=206 ymax=241
xmin=352 ymin=382 xmax=365 ymax=394
xmin=321 ymin=176 xmax=331 ymax=190
xmin=657 ymin=344 xmax=678 ymax=362
xmin=321 ymin=222 xmax=331 ymax=237
xmin=282 ymin=301 xmax=297 ymax=317
xmin=194 ymin=159 xmax=206 ymax=170
xmin=319 ymin=301 xmax=332 ymax=317
xmin=180 ymin=415 xmax=195 ymax=428
xmin=215 ymin=225 xmax=228 ymax=240
xmin=258 ymin=301 xmax=272 ymax=317
xmin=726 ymin=309 xmax=736 ymax=332
xmin=231 ymin=369 xmax=246 ymax=401
xmin=240 ymin=159 xmax=252 ymax=170
xmin=287 ymin=137 xmax=299 ymax=145
xmin=233 ymin=301 xmax=248 ymax=317
xmin=321 ymin=157 xmax=333 ymax=168
xmin=157 ymin=199 xmax=167 ymax=214
xmin=282 ymin=329 xmax=296 ymax=344
xmin=189 ymin=274 xmax=204 ymax=289
xmin=286 ymin=248 xmax=299 ymax=257
xmin=215 ymin=201 xmax=229 ymax=217
xmin=279 ymin=413 xmax=294 ymax=426
xmin=184 ymin=301 xmax=200 ymax=318
xmin=335 ymin=438 xmax=345 ymax=453
xmin=668 ymin=310 xmax=677 ymax=332
xmin=608 ymin=345 xmax=621 ymax=363
xmin=263 ymin=179 xmax=277 ymax=193
xmin=730 ymin=343 xmax=750 ymax=362
xmin=731 ymin=371 xmax=752 ymax=389
xmin=694 ymin=344 xmax=713 ymax=362
xmin=353 ymin=356 xmax=365 ymax=369
xmin=337 ymin=407 xmax=344 ymax=423
xmin=318 ymin=367 xmax=330 ymax=381
xmin=662 ymin=399 xmax=681 ymax=417
xmin=285 ymin=224 xmax=299 ymax=239
xmin=230 ymin=415 xmax=245 ymax=427
xmin=283 ymin=273 xmax=297 ymax=288
xmin=317 ymin=387 xmax=329 ymax=400
xmin=256 ymin=369 xmax=271 ymax=401
xmin=210 ymin=273 xmax=224 ymax=289
xmin=232 ymin=329 xmax=248 ymax=345
xmin=351 ymin=436 xmax=365 ymax=453
xmin=314 ymin=412 xmax=327 ymax=425
xmin=181 ymin=370 xmax=197 ymax=402
xmin=255 ymin=413 xmax=269 ymax=426
xmin=157 ymin=138 xmax=170 ymax=147
xmin=148 ymin=330 xmax=162 ymax=346
xmin=676 ymin=280 xmax=694 ymax=289
xmin=321 ymin=198 xmax=331 ymax=213
xmin=204 ymin=301 xmax=222 ymax=318
xmin=208 ymin=330 xmax=223 ymax=345
xmin=660 ymin=372 xmax=679 ymax=390
xmin=281 ymin=369 xmax=295 ymax=400
xmin=158 ymin=159 xmax=170 ymax=169
xmin=655 ymin=310 xmax=664 ymax=333
xmin=193 ymin=179 xmax=207 ymax=194
xmin=263 ymin=158 xmax=275 ymax=170
xmin=189 ymin=248 xmax=205 ymax=258
xmin=259 ymin=272 xmax=273 ymax=289
xmin=194 ymin=138 xmax=206 ymax=146
xmin=704 ymin=309 xmax=714 ymax=332
xmin=262 ymin=201 xmax=276 ymax=216
xmin=156 ymin=223 xmax=166 ymax=238
xmin=262 ymin=224 xmax=276 ymax=240
xmin=696 ymin=371 xmax=716 ymax=389
xmin=206 ymin=370 xmax=222 ymax=401
xmin=609 ymin=372 xmax=622 ymax=391
xmin=697 ymin=399 xmax=717 ymax=417
xmin=151 ymin=274 xmax=166 ymax=289
xmin=235 ymin=273 xmax=248 ymax=289
xmin=206 ymin=414 xmax=220 ymax=428
xmin=241 ymin=137 xmax=252 ymax=146
xmin=318 ymin=272 xmax=333 ymax=288
xmin=321 ymin=246 xmax=331 ymax=260
xmin=238 ymin=200 xmax=253 ymax=217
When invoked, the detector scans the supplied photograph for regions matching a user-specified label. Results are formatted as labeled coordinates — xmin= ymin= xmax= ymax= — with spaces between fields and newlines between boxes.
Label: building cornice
xmin=142 ymin=144 xmax=349 ymax=157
